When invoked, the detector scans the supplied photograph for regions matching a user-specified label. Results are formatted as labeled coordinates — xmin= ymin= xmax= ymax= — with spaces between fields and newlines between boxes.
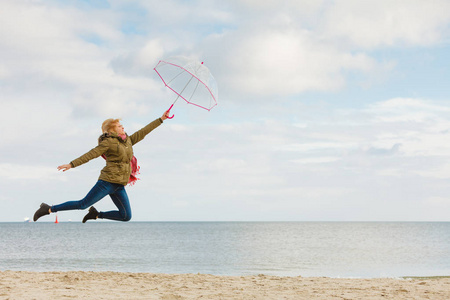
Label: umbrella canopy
xmin=154 ymin=57 xmax=218 ymax=115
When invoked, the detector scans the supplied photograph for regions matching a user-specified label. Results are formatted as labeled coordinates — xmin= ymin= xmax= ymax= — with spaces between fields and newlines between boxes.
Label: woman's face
xmin=113 ymin=122 xmax=125 ymax=135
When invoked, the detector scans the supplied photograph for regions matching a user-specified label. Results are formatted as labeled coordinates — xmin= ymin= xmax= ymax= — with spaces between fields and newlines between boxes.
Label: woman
xmin=33 ymin=110 xmax=170 ymax=223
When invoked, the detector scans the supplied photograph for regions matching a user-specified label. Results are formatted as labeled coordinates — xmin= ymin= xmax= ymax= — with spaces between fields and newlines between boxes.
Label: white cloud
xmin=426 ymin=196 xmax=450 ymax=205
xmin=0 ymin=163 xmax=65 ymax=181
xmin=1 ymin=99 xmax=72 ymax=144
xmin=195 ymin=0 xmax=450 ymax=98
xmin=363 ymin=98 xmax=450 ymax=157
xmin=414 ymin=163 xmax=450 ymax=179
xmin=369 ymin=98 xmax=450 ymax=114
xmin=278 ymin=141 xmax=356 ymax=152
xmin=203 ymin=27 xmax=377 ymax=96
xmin=0 ymin=0 xmax=171 ymax=130
xmin=110 ymin=39 xmax=165 ymax=77
xmin=291 ymin=157 xmax=340 ymax=165
xmin=322 ymin=0 xmax=450 ymax=48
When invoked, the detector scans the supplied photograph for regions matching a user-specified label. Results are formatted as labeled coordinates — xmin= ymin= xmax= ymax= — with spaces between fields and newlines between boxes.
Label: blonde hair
xmin=102 ymin=118 xmax=121 ymax=133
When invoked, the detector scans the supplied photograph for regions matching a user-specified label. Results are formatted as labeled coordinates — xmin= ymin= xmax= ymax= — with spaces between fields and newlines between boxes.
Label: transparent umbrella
xmin=154 ymin=57 xmax=218 ymax=118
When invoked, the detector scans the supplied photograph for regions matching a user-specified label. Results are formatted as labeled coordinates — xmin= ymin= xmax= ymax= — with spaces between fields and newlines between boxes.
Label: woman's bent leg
xmin=51 ymin=180 xmax=112 ymax=212
xmin=98 ymin=186 xmax=132 ymax=221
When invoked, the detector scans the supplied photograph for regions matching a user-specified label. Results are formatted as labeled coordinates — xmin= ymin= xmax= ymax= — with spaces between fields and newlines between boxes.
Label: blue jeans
xmin=51 ymin=180 xmax=132 ymax=221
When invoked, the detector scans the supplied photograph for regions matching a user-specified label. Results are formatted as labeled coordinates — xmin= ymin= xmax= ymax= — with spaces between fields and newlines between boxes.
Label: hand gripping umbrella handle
xmin=166 ymin=104 xmax=175 ymax=119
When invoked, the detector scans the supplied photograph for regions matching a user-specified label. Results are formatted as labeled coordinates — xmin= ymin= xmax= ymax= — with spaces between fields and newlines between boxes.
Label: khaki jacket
xmin=70 ymin=118 xmax=163 ymax=185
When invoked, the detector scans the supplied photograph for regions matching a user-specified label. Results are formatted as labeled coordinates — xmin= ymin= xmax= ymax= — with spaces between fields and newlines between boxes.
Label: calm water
xmin=0 ymin=222 xmax=448 ymax=278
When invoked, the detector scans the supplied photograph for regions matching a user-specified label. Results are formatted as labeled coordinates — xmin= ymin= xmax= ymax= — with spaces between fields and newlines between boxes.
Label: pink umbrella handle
xmin=166 ymin=104 xmax=175 ymax=119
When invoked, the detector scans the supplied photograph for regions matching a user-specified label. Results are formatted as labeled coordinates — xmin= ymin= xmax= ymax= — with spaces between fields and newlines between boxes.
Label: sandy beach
xmin=0 ymin=271 xmax=448 ymax=300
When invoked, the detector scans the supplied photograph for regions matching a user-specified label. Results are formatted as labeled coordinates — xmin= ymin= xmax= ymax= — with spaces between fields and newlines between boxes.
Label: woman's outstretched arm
xmin=58 ymin=139 xmax=110 ymax=172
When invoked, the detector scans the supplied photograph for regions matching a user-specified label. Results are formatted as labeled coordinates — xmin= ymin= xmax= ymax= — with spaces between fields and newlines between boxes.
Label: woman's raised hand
xmin=161 ymin=109 xmax=171 ymax=121
xmin=57 ymin=164 xmax=72 ymax=172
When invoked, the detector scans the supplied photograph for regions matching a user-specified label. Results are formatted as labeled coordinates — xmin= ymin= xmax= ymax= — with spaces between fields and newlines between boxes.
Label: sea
xmin=0 ymin=222 xmax=448 ymax=278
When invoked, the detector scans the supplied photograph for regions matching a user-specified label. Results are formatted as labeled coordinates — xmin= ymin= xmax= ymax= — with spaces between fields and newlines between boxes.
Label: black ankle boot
xmin=82 ymin=206 xmax=99 ymax=223
xmin=33 ymin=203 xmax=51 ymax=222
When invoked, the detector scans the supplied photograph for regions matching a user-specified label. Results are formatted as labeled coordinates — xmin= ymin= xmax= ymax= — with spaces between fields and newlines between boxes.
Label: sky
xmin=1 ymin=0 xmax=450 ymax=222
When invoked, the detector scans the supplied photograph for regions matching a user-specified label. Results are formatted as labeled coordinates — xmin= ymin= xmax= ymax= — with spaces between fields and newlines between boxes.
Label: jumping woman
xmin=33 ymin=110 xmax=170 ymax=223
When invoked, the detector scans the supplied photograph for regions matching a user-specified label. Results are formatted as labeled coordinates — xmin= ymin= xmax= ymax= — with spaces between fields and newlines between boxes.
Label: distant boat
xmin=24 ymin=217 xmax=30 ymax=223
xmin=55 ymin=214 xmax=59 ymax=224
